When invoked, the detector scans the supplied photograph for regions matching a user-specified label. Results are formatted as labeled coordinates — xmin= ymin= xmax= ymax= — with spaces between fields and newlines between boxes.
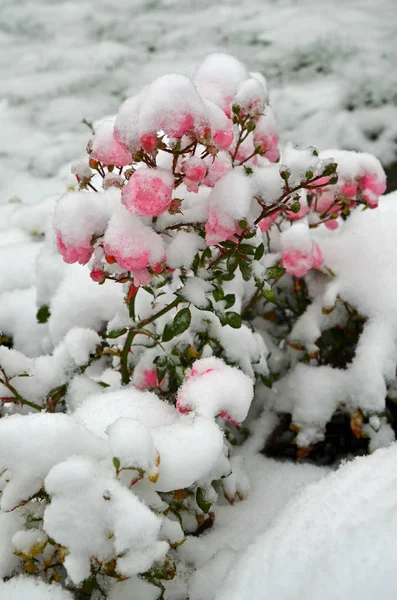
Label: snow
xmin=273 ymin=195 xmax=397 ymax=444
xmin=216 ymin=443 xmax=397 ymax=600
xmin=44 ymin=455 xmax=167 ymax=583
xmin=0 ymin=413 xmax=106 ymax=511
xmin=0 ymin=577 xmax=73 ymax=600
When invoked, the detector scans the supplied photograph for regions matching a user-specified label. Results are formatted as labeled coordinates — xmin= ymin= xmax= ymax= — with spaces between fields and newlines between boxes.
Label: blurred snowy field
xmin=1 ymin=0 xmax=397 ymax=204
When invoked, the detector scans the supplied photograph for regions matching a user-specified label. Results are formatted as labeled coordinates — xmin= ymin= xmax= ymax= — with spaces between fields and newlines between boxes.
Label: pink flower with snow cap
xmin=135 ymin=368 xmax=165 ymax=390
xmin=176 ymin=357 xmax=254 ymax=425
xmin=205 ymin=207 xmax=239 ymax=246
xmin=122 ymin=168 xmax=174 ymax=217
xmin=104 ymin=209 xmax=165 ymax=277
xmin=183 ymin=157 xmax=207 ymax=182
xmin=202 ymin=153 xmax=233 ymax=188
xmin=281 ymin=222 xmax=324 ymax=278
xmin=358 ymin=172 xmax=386 ymax=208
xmin=90 ymin=120 xmax=132 ymax=167
xmin=56 ymin=232 xmax=93 ymax=266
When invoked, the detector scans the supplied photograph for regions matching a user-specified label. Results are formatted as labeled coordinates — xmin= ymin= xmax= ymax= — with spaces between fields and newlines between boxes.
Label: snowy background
xmin=1 ymin=0 xmax=397 ymax=205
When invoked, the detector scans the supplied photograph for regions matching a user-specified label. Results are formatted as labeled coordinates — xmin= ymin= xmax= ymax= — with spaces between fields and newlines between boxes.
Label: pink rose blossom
xmin=212 ymin=126 xmax=234 ymax=150
xmin=90 ymin=268 xmax=105 ymax=282
xmin=359 ymin=172 xmax=386 ymax=208
xmin=341 ymin=182 xmax=358 ymax=198
xmin=56 ymin=233 xmax=93 ymax=265
xmin=167 ymin=113 xmax=195 ymax=138
xmin=136 ymin=369 xmax=165 ymax=390
xmin=324 ymin=219 xmax=339 ymax=230
xmin=205 ymin=208 xmax=238 ymax=246
xmin=203 ymin=155 xmax=233 ymax=188
xmin=183 ymin=157 xmax=207 ymax=182
xmin=121 ymin=168 xmax=174 ymax=217
xmin=140 ymin=133 xmax=158 ymax=152
xmin=91 ymin=120 xmax=132 ymax=167
xmin=254 ymin=133 xmax=280 ymax=162
xmin=282 ymin=242 xmax=324 ymax=278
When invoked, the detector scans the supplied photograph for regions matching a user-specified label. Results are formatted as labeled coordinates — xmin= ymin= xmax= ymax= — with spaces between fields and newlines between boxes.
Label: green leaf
xmin=141 ymin=286 xmax=155 ymax=296
xmin=262 ymin=287 xmax=276 ymax=303
xmin=254 ymin=243 xmax=265 ymax=261
xmin=212 ymin=287 xmax=224 ymax=303
xmin=162 ymin=323 xmax=175 ymax=342
xmin=113 ymin=457 xmax=120 ymax=470
xmin=265 ymin=265 xmax=285 ymax=280
xmin=224 ymin=312 xmax=242 ymax=329
xmin=226 ymin=253 xmax=239 ymax=273
xmin=322 ymin=162 xmax=338 ymax=177
xmin=107 ymin=328 xmax=128 ymax=339
xmin=239 ymin=243 xmax=255 ymax=255
xmin=173 ymin=307 xmax=192 ymax=336
xmin=36 ymin=305 xmax=50 ymax=324
xmin=220 ymin=272 xmax=235 ymax=281
xmin=239 ymin=258 xmax=252 ymax=281
xmin=196 ymin=487 xmax=212 ymax=514
xmin=97 ymin=381 xmax=110 ymax=388
xmin=223 ymin=294 xmax=236 ymax=309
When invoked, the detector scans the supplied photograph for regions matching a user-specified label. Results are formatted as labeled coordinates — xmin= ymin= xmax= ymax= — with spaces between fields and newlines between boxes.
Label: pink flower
xmin=136 ymin=368 xmax=165 ymax=390
xmin=167 ymin=113 xmax=195 ymax=138
xmin=104 ymin=210 xmax=165 ymax=277
xmin=183 ymin=157 xmax=207 ymax=182
xmin=176 ymin=356 xmax=253 ymax=424
xmin=56 ymin=232 xmax=93 ymax=265
xmin=205 ymin=208 xmax=238 ymax=246
xmin=282 ymin=250 xmax=314 ymax=278
xmin=121 ymin=168 xmax=174 ymax=217
xmin=312 ymin=242 xmax=324 ymax=269
xmin=282 ymin=242 xmax=324 ymax=278
xmin=203 ymin=155 xmax=233 ymax=188
xmin=212 ymin=126 xmax=234 ymax=150
xmin=341 ymin=182 xmax=358 ymax=198
xmin=359 ymin=172 xmax=386 ymax=208
xmin=90 ymin=268 xmax=105 ymax=282
xmin=140 ymin=133 xmax=158 ymax=152
xmin=133 ymin=268 xmax=153 ymax=286
xmin=106 ymin=245 xmax=150 ymax=272
xmin=324 ymin=219 xmax=339 ymax=230
xmin=91 ymin=120 xmax=132 ymax=167
xmin=254 ymin=133 xmax=280 ymax=162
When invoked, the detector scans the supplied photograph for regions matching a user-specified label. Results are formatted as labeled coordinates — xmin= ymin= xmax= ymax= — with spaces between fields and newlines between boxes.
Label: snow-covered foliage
xmin=1 ymin=50 xmax=396 ymax=599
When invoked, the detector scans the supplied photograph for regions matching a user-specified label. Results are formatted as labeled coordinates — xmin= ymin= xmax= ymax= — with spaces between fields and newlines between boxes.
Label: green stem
xmin=0 ymin=369 xmax=43 ymax=411
xmin=120 ymin=297 xmax=181 ymax=385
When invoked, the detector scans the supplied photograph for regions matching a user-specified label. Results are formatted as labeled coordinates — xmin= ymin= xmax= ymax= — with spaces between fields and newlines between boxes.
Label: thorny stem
xmin=120 ymin=297 xmax=181 ymax=384
xmin=0 ymin=367 xmax=43 ymax=411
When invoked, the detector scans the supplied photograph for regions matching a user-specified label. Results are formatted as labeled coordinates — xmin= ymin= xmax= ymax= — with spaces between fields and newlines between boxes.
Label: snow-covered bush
xmin=0 ymin=52 xmax=394 ymax=598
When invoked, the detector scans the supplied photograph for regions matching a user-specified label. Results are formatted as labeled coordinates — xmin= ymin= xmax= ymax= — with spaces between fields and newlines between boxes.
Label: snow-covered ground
xmin=1 ymin=0 xmax=397 ymax=205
